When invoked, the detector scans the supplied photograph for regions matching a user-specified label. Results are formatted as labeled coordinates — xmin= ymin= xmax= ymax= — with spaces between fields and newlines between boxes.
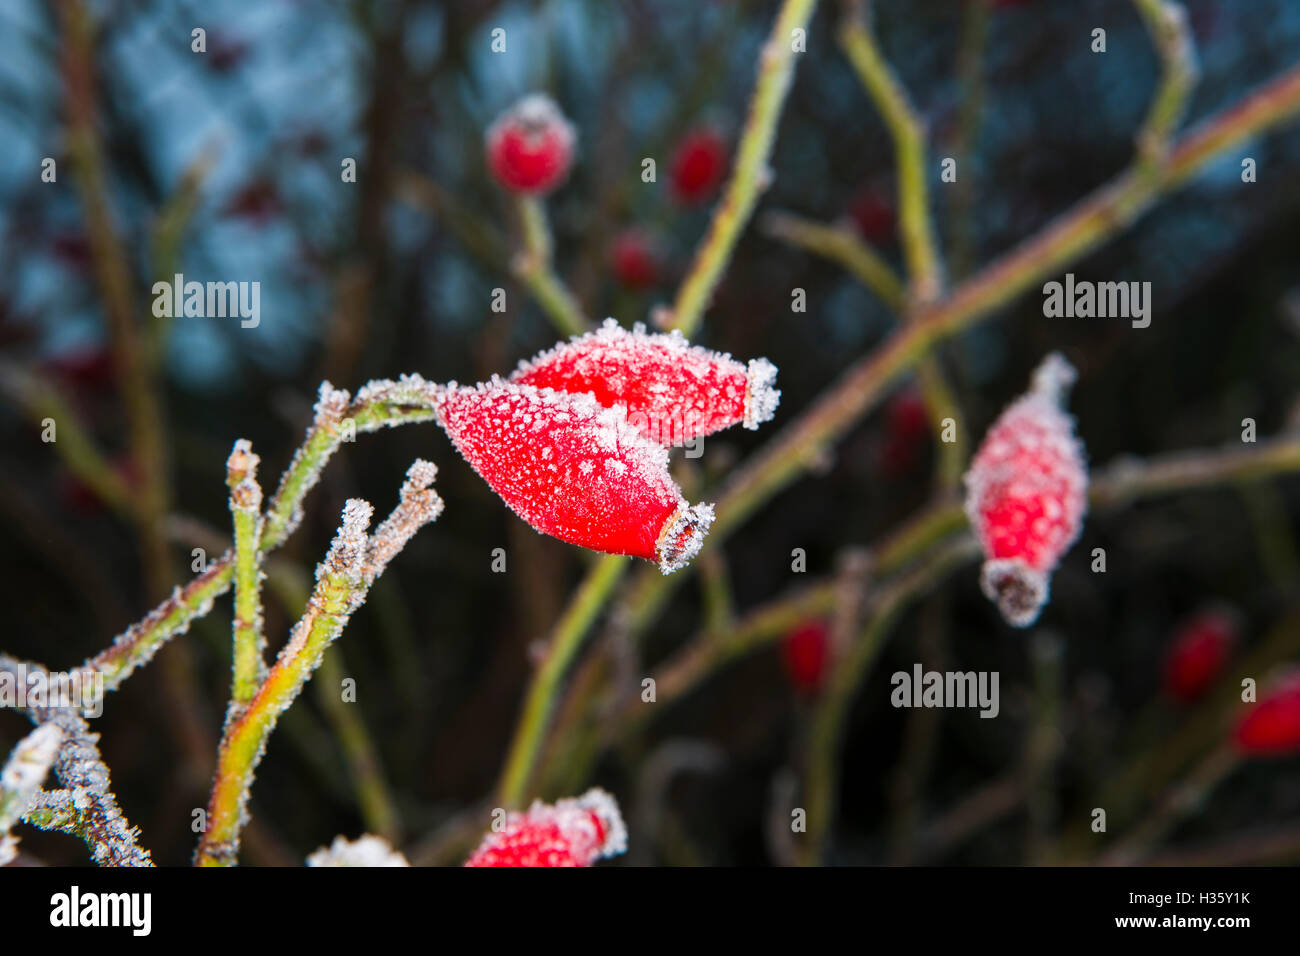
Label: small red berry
xmin=782 ymin=620 xmax=831 ymax=694
xmin=964 ymin=353 xmax=1088 ymax=628
xmin=434 ymin=377 xmax=714 ymax=573
xmin=1163 ymin=607 xmax=1239 ymax=703
xmin=879 ymin=386 xmax=929 ymax=477
xmin=465 ymin=788 xmax=627 ymax=867
xmin=43 ymin=346 xmax=115 ymax=392
xmin=669 ymin=127 xmax=728 ymax=204
xmin=610 ymin=229 xmax=660 ymax=290
xmin=1234 ymin=671 xmax=1300 ymax=758
xmin=224 ymin=178 xmax=282 ymax=225
xmin=485 ymin=94 xmax=576 ymax=195
xmin=847 ymin=188 xmax=895 ymax=243
xmin=510 ymin=318 xmax=780 ymax=446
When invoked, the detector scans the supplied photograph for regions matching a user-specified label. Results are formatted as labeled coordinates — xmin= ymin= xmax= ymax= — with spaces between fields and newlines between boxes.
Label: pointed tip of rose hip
xmin=1030 ymin=351 xmax=1078 ymax=405
xmin=980 ymin=558 xmax=1049 ymax=628
xmin=744 ymin=357 xmax=781 ymax=430
xmin=576 ymin=787 xmax=629 ymax=859
xmin=656 ymin=501 xmax=715 ymax=574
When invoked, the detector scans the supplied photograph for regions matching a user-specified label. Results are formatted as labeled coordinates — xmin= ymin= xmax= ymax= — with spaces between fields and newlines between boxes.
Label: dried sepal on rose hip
xmin=465 ymin=788 xmax=628 ymax=867
xmin=511 ymin=318 xmax=780 ymax=446
xmin=964 ymin=353 xmax=1088 ymax=628
xmin=433 ymin=377 xmax=713 ymax=573
xmin=485 ymin=93 xmax=576 ymax=195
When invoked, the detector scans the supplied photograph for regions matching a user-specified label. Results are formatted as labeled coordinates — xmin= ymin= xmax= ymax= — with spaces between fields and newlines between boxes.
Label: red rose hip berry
xmin=964 ymin=353 xmax=1088 ymax=627
xmin=1234 ymin=671 xmax=1300 ymax=758
xmin=464 ymin=788 xmax=627 ymax=867
xmin=434 ymin=377 xmax=714 ymax=573
xmin=485 ymin=94 xmax=576 ymax=195
xmin=511 ymin=318 xmax=779 ymax=447
xmin=669 ymin=126 xmax=728 ymax=204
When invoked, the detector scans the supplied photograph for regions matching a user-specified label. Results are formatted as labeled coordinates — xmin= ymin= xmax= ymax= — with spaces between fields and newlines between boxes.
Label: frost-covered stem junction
xmin=84 ymin=377 xmax=441 ymax=691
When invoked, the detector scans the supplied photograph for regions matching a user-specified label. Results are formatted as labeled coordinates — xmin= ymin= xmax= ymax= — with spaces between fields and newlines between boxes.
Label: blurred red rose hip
xmin=670 ymin=127 xmax=728 ymax=204
xmin=1234 ymin=671 xmax=1300 ymax=758
xmin=610 ymin=229 xmax=660 ymax=290
xmin=1163 ymin=607 xmax=1238 ymax=703
xmin=782 ymin=620 xmax=831 ymax=694
xmin=485 ymin=94 xmax=576 ymax=195
xmin=964 ymin=353 xmax=1088 ymax=628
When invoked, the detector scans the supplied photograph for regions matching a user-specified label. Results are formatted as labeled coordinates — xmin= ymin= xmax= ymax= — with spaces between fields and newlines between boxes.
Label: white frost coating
xmin=656 ymin=501 xmax=715 ymax=575
xmin=487 ymin=92 xmax=576 ymax=153
xmin=744 ymin=357 xmax=781 ymax=429
xmin=575 ymin=787 xmax=628 ymax=858
xmin=1 ymin=722 xmax=64 ymax=862
xmin=306 ymin=834 xmax=410 ymax=867
xmin=512 ymin=317 xmax=739 ymax=382
xmin=1029 ymin=351 xmax=1078 ymax=404
xmin=1 ymin=722 xmax=62 ymax=796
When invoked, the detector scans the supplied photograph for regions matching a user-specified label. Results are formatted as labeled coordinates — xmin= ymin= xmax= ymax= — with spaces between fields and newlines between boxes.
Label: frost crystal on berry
xmin=964 ymin=353 xmax=1088 ymax=628
xmin=465 ymin=788 xmax=627 ymax=867
xmin=485 ymin=93 xmax=576 ymax=195
xmin=511 ymin=318 xmax=780 ymax=446
xmin=434 ymin=377 xmax=713 ymax=572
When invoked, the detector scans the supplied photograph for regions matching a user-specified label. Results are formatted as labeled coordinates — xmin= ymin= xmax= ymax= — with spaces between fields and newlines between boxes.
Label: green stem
xmin=514 ymin=195 xmax=588 ymax=337
xmin=762 ymin=211 xmax=905 ymax=310
xmin=226 ymin=441 xmax=266 ymax=710
xmin=495 ymin=554 xmax=629 ymax=809
xmin=669 ymin=0 xmax=820 ymax=337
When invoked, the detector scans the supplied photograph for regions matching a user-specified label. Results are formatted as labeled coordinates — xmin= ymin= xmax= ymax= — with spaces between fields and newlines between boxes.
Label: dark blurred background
xmin=2 ymin=0 xmax=1300 ymax=866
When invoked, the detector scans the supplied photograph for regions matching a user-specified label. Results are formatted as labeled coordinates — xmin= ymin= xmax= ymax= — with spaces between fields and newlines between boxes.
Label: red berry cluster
xmin=434 ymin=319 xmax=780 ymax=573
xmin=464 ymin=788 xmax=627 ymax=867
xmin=964 ymin=353 xmax=1088 ymax=628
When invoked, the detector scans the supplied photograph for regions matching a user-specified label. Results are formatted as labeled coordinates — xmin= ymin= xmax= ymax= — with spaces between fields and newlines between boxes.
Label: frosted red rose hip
xmin=964 ymin=353 xmax=1088 ymax=628
xmin=510 ymin=318 xmax=780 ymax=446
xmin=433 ymin=377 xmax=713 ymax=573
xmin=464 ymin=788 xmax=627 ymax=867
xmin=485 ymin=94 xmax=576 ymax=194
